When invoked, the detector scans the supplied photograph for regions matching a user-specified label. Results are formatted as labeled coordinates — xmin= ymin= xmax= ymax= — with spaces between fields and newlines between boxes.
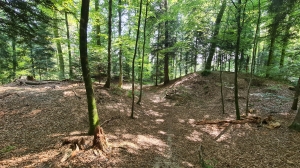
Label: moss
xmin=288 ymin=122 xmax=300 ymax=131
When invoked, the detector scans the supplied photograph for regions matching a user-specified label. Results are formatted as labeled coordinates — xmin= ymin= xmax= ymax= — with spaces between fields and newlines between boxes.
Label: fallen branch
xmin=72 ymin=90 xmax=82 ymax=99
xmin=100 ymin=116 xmax=121 ymax=127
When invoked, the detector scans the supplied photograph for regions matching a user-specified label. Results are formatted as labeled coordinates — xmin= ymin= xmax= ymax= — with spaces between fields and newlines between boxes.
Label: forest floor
xmin=0 ymin=71 xmax=299 ymax=168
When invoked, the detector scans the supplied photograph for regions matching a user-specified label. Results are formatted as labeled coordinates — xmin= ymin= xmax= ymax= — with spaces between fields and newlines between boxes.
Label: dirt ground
xmin=0 ymin=72 xmax=299 ymax=168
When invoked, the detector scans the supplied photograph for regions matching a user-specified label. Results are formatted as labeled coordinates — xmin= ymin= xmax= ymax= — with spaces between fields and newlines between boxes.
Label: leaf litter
xmin=0 ymin=72 xmax=299 ymax=167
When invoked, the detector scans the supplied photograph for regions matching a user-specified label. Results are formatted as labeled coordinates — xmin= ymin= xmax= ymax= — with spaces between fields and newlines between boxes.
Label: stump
xmin=93 ymin=125 xmax=109 ymax=152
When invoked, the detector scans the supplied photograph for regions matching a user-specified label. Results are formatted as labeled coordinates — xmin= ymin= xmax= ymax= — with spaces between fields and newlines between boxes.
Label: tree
xmin=137 ymin=0 xmax=149 ymax=105
xmin=232 ymin=0 xmax=242 ymax=120
xmin=131 ymin=0 xmax=143 ymax=119
xmin=289 ymin=107 xmax=300 ymax=131
xmin=204 ymin=0 xmax=227 ymax=72
xmin=79 ymin=0 xmax=100 ymax=134
xmin=163 ymin=0 xmax=170 ymax=85
xmin=104 ymin=0 xmax=112 ymax=88
xmin=118 ymin=0 xmax=123 ymax=87
xmin=65 ymin=11 xmax=73 ymax=79
xmin=53 ymin=11 xmax=65 ymax=80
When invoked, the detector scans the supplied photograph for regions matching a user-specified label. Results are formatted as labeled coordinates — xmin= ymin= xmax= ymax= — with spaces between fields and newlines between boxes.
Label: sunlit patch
xmin=182 ymin=161 xmax=194 ymax=167
xmin=151 ymin=96 xmax=162 ymax=103
xmin=69 ymin=131 xmax=84 ymax=136
xmin=178 ymin=119 xmax=185 ymax=123
xmin=0 ymin=149 xmax=60 ymax=167
xmin=136 ymin=135 xmax=167 ymax=149
xmin=216 ymin=133 xmax=231 ymax=142
xmin=122 ymin=134 xmax=135 ymax=139
xmin=204 ymin=115 xmax=210 ymax=119
xmin=158 ymin=130 xmax=167 ymax=135
xmin=24 ymin=109 xmax=42 ymax=117
xmin=49 ymin=133 xmax=65 ymax=138
xmin=146 ymin=110 xmax=163 ymax=117
xmin=188 ymin=119 xmax=195 ymax=124
xmin=186 ymin=130 xmax=203 ymax=142
xmin=63 ymin=91 xmax=74 ymax=97
xmin=200 ymin=125 xmax=222 ymax=138
xmin=155 ymin=119 xmax=164 ymax=124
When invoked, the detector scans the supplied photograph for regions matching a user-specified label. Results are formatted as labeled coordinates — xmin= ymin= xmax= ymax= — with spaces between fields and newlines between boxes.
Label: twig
xmin=100 ymin=116 xmax=120 ymax=127
xmin=72 ymin=90 xmax=82 ymax=99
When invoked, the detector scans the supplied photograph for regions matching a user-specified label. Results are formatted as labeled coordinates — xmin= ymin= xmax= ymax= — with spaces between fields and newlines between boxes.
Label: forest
xmin=0 ymin=0 xmax=300 ymax=167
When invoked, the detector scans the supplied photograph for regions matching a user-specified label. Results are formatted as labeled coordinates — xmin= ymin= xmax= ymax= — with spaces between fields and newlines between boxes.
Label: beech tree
xmin=79 ymin=0 xmax=99 ymax=134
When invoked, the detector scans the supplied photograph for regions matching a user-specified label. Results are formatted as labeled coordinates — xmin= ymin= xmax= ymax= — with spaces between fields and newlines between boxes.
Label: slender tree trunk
xmin=233 ymin=0 xmax=241 ymax=120
xmin=104 ymin=0 xmax=112 ymax=88
xmin=246 ymin=0 xmax=261 ymax=116
xmin=163 ymin=0 xmax=170 ymax=85
xmin=280 ymin=16 xmax=292 ymax=68
xmin=65 ymin=12 xmax=73 ymax=79
xmin=79 ymin=0 xmax=100 ymax=135
xmin=155 ymin=23 xmax=160 ymax=86
xmin=137 ymin=0 xmax=149 ymax=105
xmin=12 ymin=37 xmax=17 ymax=78
xmin=289 ymin=107 xmax=300 ymax=131
xmin=220 ymin=53 xmax=225 ymax=114
xmin=204 ymin=0 xmax=226 ymax=71
xmin=118 ymin=0 xmax=123 ymax=87
xmin=131 ymin=0 xmax=143 ymax=119
xmin=54 ymin=12 xmax=65 ymax=80
xmin=291 ymin=77 xmax=300 ymax=110
xmin=95 ymin=0 xmax=101 ymax=46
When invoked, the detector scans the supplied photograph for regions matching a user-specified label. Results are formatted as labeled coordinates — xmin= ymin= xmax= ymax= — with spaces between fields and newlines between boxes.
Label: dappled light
xmin=1 ymin=73 xmax=300 ymax=167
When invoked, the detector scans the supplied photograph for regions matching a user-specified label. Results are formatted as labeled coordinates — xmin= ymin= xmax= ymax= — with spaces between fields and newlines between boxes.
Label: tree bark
xmin=65 ymin=11 xmax=73 ymax=79
xmin=131 ymin=0 xmax=143 ymax=119
xmin=54 ymin=12 xmax=65 ymax=80
xmin=118 ymin=0 xmax=123 ymax=87
xmin=291 ymin=77 xmax=300 ymax=110
xmin=289 ymin=107 xmax=300 ymax=131
xmin=137 ymin=0 xmax=149 ymax=105
xmin=104 ymin=0 xmax=112 ymax=88
xmin=204 ymin=0 xmax=226 ymax=71
xmin=233 ymin=0 xmax=241 ymax=120
xmin=12 ymin=37 xmax=17 ymax=78
xmin=246 ymin=0 xmax=261 ymax=116
xmin=163 ymin=0 xmax=170 ymax=85
xmin=79 ymin=0 xmax=100 ymax=135
xmin=95 ymin=0 xmax=101 ymax=46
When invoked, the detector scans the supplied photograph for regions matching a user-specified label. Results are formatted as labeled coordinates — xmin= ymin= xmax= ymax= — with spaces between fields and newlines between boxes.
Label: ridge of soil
xmin=0 ymin=71 xmax=299 ymax=167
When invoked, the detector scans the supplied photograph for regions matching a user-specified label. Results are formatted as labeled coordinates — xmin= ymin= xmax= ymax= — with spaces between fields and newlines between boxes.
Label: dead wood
xmin=72 ymin=90 xmax=82 ymax=99
xmin=93 ymin=125 xmax=110 ymax=152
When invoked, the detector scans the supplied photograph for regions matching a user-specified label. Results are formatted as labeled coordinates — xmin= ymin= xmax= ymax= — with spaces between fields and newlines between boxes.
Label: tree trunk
xmin=137 ymin=0 xmax=149 ymax=105
xmin=104 ymin=0 xmax=112 ymax=88
xmin=289 ymin=107 xmax=300 ymax=131
xmin=54 ymin=12 xmax=65 ymax=80
xmin=291 ymin=77 xmax=300 ymax=110
xmin=233 ymin=0 xmax=241 ymax=120
xmin=65 ymin=11 xmax=73 ymax=79
xmin=12 ymin=37 xmax=17 ymax=78
xmin=204 ymin=0 xmax=226 ymax=71
xmin=131 ymin=0 xmax=143 ymax=119
xmin=163 ymin=0 xmax=169 ymax=85
xmin=118 ymin=0 xmax=123 ymax=87
xmin=246 ymin=0 xmax=261 ymax=116
xmin=79 ymin=0 xmax=100 ymax=135
xmin=95 ymin=0 xmax=101 ymax=46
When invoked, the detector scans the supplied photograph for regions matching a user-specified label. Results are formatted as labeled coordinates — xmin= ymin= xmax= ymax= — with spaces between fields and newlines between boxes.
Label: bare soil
xmin=0 ymin=71 xmax=299 ymax=168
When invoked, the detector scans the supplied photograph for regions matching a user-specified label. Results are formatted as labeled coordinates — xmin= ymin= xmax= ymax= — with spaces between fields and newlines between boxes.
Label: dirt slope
xmin=0 ymin=72 xmax=299 ymax=167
